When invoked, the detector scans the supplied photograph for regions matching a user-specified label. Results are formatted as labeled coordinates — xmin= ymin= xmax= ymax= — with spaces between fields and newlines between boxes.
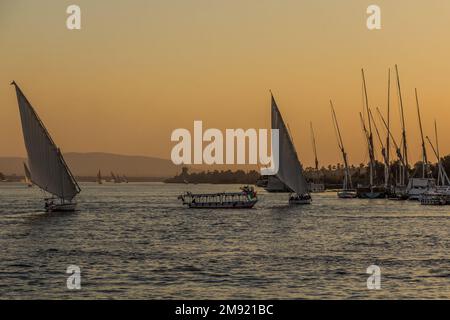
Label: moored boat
xmin=338 ymin=189 xmax=357 ymax=199
xmin=330 ymin=101 xmax=357 ymax=199
xmin=406 ymin=178 xmax=436 ymax=200
xmin=419 ymin=121 xmax=450 ymax=205
xmin=356 ymin=185 xmax=387 ymax=199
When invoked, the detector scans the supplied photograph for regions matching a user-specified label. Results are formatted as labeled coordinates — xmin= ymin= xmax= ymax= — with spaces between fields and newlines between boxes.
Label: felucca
xmin=12 ymin=81 xmax=81 ymax=212
xmin=270 ymin=93 xmax=311 ymax=204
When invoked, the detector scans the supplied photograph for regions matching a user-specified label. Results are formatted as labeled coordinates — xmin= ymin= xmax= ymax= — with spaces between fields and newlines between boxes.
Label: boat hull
xmin=356 ymin=186 xmax=386 ymax=199
xmin=289 ymin=198 xmax=312 ymax=205
xmin=387 ymin=186 xmax=408 ymax=200
xmin=289 ymin=194 xmax=312 ymax=205
xmin=420 ymin=195 xmax=447 ymax=206
xmin=337 ymin=190 xmax=357 ymax=198
xmin=45 ymin=202 xmax=77 ymax=212
xmin=407 ymin=178 xmax=437 ymax=200
xmin=187 ymin=200 xmax=257 ymax=209
xmin=420 ymin=190 xmax=449 ymax=206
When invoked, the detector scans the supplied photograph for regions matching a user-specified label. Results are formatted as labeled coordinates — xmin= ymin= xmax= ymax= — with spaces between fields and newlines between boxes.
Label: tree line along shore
xmin=2 ymin=156 xmax=449 ymax=186
xmin=165 ymin=157 xmax=450 ymax=187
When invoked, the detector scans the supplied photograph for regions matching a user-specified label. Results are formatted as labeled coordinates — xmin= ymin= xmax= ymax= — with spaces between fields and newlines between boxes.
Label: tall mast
xmin=330 ymin=100 xmax=352 ymax=189
xmin=415 ymin=88 xmax=428 ymax=178
xmin=310 ymin=122 xmax=319 ymax=171
xmin=386 ymin=68 xmax=391 ymax=188
xmin=395 ymin=65 xmax=409 ymax=184
xmin=434 ymin=120 xmax=440 ymax=160
xmin=361 ymin=69 xmax=375 ymax=187
xmin=359 ymin=112 xmax=374 ymax=186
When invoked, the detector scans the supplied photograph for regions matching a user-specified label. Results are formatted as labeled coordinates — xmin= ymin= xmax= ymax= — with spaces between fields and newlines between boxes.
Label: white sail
xmin=271 ymin=94 xmax=309 ymax=195
xmin=12 ymin=82 xmax=80 ymax=200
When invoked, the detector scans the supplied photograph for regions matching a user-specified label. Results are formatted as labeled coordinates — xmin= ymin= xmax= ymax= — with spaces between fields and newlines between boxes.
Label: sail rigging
xmin=12 ymin=82 xmax=80 ymax=200
xmin=377 ymin=108 xmax=406 ymax=168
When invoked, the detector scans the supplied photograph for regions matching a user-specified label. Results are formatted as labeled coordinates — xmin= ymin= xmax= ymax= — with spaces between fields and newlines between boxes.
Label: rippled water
xmin=0 ymin=182 xmax=449 ymax=299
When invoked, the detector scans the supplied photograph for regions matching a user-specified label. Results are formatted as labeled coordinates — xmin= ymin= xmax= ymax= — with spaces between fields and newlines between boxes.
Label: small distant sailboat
xmin=270 ymin=93 xmax=311 ymax=205
xmin=97 ymin=170 xmax=103 ymax=184
xmin=428 ymin=121 xmax=450 ymax=191
xmin=12 ymin=81 xmax=81 ymax=212
xmin=330 ymin=101 xmax=357 ymax=198
xmin=356 ymin=69 xmax=386 ymax=199
xmin=406 ymin=88 xmax=436 ymax=200
xmin=421 ymin=121 xmax=450 ymax=205
xmin=111 ymin=171 xmax=121 ymax=183
xmin=23 ymin=162 xmax=33 ymax=187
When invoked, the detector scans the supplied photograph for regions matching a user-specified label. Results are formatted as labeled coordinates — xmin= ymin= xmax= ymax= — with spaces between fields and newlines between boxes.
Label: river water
xmin=0 ymin=182 xmax=449 ymax=299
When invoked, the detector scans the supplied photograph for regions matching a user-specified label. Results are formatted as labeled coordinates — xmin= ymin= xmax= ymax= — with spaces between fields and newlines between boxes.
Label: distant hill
xmin=0 ymin=152 xmax=180 ymax=178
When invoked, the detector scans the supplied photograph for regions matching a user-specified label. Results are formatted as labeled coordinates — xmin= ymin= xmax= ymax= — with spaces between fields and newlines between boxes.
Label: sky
xmin=1 ymin=0 xmax=450 ymax=168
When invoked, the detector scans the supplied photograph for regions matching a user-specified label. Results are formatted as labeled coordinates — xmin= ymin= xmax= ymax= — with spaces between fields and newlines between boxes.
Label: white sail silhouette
xmin=12 ymin=82 xmax=80 ymax=209
xmin=270 ymin=94 xmax=309 ymax=199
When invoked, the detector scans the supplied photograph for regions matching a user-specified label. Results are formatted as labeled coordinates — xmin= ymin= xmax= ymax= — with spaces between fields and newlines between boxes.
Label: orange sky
xmin=1 ymin=0 xmax=450 ymax=167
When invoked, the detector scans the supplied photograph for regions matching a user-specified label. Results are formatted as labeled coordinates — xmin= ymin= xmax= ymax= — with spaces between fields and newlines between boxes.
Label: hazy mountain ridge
xmin=0 ymin=152 xmax=180 ymax=178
